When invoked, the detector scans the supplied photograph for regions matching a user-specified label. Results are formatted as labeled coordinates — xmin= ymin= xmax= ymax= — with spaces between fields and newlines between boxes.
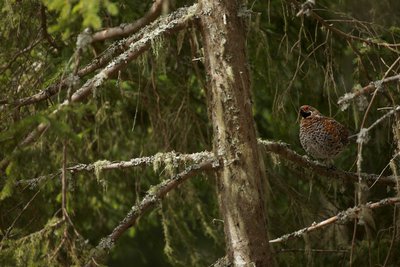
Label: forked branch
xmin=84 ymin=159 xmax=219 ymax=266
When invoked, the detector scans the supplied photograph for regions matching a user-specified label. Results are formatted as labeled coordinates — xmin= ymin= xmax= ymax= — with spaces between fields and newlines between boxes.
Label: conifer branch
xmin=287 ymin=0 xmax=400 ymax=51
xmin=85 ymin=159 xmax=219 ymax=266
xmin=269 ymin=197 xmax=400 ymax=243
xmin=258 ymin=139 xmax=397 ymax=186
xmin=16 ymin=151 xmax=214 ymax=186
xmin=91 ymin=0 xmax=164 ymax=42
xmin=0 ymin=4 xmax=199 ymax=172
xmin=2 ymin=4 xmax=198 ymax=109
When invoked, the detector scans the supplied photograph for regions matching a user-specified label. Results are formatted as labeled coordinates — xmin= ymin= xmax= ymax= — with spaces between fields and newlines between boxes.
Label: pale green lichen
xmin=150 ymin=35 xmax=167 ymax=73
xmin=93 ymin=160 xmax=111 ymax=191
xmin=153 ymin=151 xmax=179 ymax=178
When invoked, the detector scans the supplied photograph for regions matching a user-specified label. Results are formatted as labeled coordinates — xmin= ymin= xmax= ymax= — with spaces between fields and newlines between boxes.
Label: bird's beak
xmin=300 ymin=109 xmax=311 ymax=118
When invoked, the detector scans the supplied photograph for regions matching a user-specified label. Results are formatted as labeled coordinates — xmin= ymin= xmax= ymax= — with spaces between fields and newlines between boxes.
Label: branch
xmin=0 ymin=36 xmax=42 ymax=76
xmin=209 ymin=256 xmax=230 ymax=267
xmin=0 ymin=4 xmax=199 ymax=172
xmin=338 ymin=74 xmax=400 ymax=109
xmin=40 ymin=4 xmax=60 ymax=51
xmin=269 ymin=197 xmax=400 ymax=243
xmin=289 ymin=0 xmax=400 ymax=52
xmin=356 ymin=106 xmax=400 ymax=144
xmin=69 ymin=151 xmax=213 ymax=172
xmin=16 ymin=151 xmax=214 ymax=186
xmin=258 ymin=139 xmax=397 ymax=186
xmin=3 ymin=4 xmax=198 ymax=109
xmin=92 ymin=0 xmax=164 ymax=42
xmin=84 ymin=159 xmax=219 ymax=266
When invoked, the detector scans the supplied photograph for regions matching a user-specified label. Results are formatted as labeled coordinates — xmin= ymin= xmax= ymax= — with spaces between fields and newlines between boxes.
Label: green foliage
xmin=0 ymin=217 xmax=90 ymax=266
xmin=42 ymin=0 xmax=118 ymax=38
xmin=1 ymin=0 xmax=400 ymax=266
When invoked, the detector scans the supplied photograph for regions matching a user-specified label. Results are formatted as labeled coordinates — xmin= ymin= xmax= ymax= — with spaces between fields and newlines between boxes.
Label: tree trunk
xmin=199 ymin=1 xmax=274 ymax=266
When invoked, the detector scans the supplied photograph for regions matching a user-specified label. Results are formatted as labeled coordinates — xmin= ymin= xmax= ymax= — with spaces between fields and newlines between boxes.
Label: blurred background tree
xmin=1 ymin=0 xmax=400 ymax=266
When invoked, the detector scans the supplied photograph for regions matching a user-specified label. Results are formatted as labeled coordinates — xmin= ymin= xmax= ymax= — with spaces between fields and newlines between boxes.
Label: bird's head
xmin=299 ymin=105 xmax=320 ymax=119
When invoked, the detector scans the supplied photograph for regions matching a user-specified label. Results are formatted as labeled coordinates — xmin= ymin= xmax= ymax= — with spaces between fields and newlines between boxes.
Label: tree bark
xmin=199 ymin=1 xmax=274 ymax=266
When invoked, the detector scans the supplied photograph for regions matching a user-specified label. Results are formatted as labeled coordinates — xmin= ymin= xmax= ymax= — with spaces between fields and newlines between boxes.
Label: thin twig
xmin=0 ymin=189 xmax=42 ymax=249
xmin=365 ymin=106 xmax=400 ymax=133
xmin=276 ymin=248 xmax=348 ymax=254
xmin=287 ymin=0 xmax=400 ymax=51
xmin=0 ymin=36 xmax=43 ymax=76
xmin=62 ymin=141 xmax=68 ymax=220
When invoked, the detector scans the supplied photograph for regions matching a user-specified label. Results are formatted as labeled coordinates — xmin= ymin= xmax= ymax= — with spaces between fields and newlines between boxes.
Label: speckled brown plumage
xmin=299 ymin=105 xmax=349 ymax=160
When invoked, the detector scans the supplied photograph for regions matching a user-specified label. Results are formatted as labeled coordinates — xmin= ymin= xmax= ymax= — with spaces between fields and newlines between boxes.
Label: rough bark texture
xmin=199 ymin=1 xmax=274 ymax=266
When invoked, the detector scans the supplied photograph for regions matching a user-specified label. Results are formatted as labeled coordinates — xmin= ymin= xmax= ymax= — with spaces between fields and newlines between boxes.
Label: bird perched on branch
xmin=299 ymin=105 xmax=349 ymax=161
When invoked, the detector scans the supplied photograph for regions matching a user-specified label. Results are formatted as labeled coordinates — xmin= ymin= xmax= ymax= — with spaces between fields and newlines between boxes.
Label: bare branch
xmin=85 ymin=159 xmax=219 ymax=266
xmin=338 ymin=74 xmax=400 ymax=110
xmin=356 ymin=106 xmax=400 ymax=140
xmin=269 ymin=197 xmax=400 ymax=243
xmin=258 ymin=139 xmax=397 ymax=186
xmin=92 ymin=0 xmax=164 ymax=42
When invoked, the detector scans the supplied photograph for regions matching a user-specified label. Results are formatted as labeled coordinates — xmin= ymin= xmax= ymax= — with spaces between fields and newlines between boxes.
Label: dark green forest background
xmin=1 ymin=0 xmax=400 ymax=266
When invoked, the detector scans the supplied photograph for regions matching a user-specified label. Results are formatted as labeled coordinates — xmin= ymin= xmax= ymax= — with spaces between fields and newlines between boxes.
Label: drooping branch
xmin=3 ymin=4 xmax=198 ymax=109
xmin=258 ymin=139 xmax=397 ymax=186
xmin=0 ymin=4 xmax=199 ymax=172
xmin=269 ymin=197 xmax=400 ymax=243
xmin=84 ymin=159 xmax=219 ymax=266
xmin=91 ymin=0 xmax=164 ymax=42
xmin=289 ymin=0 xmax=400 ymax=52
